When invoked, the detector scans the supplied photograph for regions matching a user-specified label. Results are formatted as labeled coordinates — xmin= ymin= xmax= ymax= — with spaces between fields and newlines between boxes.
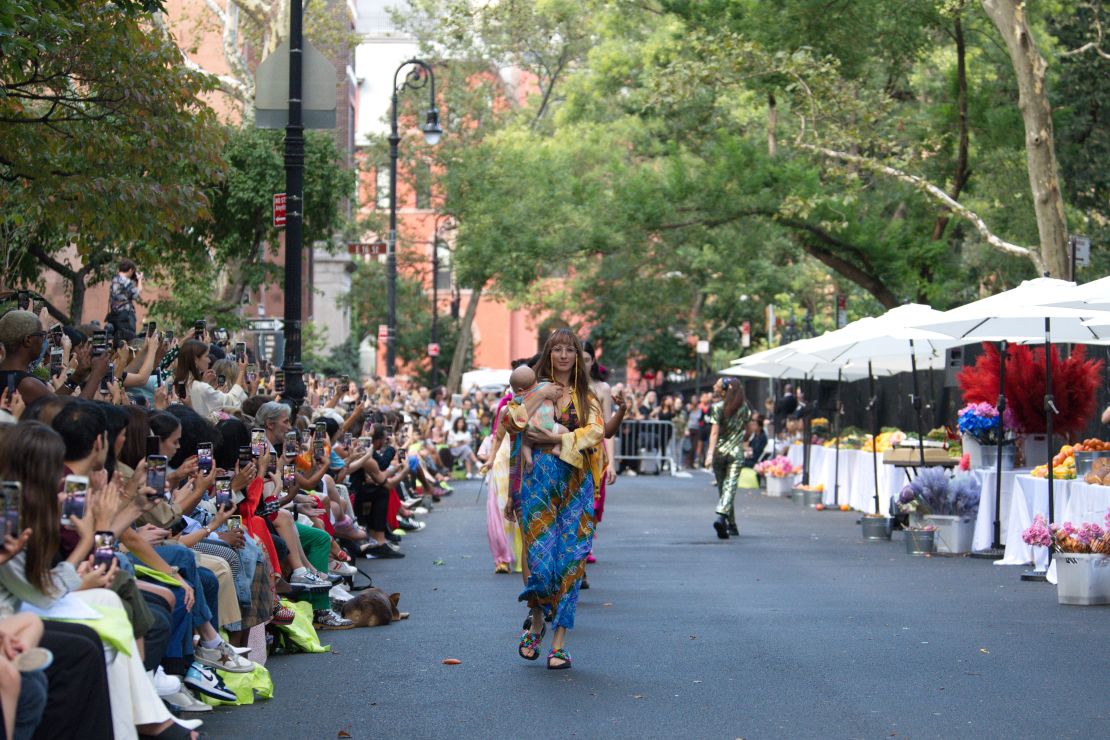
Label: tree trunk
xmin=980 ymin=0 xmax=1069 ymax=276
xmin=70 ymin=276 xmax=87 ymax=324
xmin=767 ymin=92 xmax=778 ymax=157
xmin=445 ymin=283 xmax=483 ymax=393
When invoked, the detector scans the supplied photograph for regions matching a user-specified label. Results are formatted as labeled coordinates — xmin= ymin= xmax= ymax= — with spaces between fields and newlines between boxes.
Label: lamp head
xmin=423 ymin=108 xmax=443 ymax=146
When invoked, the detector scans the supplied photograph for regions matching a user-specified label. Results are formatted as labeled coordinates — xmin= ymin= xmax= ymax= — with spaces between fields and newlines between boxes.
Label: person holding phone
xmin=0 ymin=311 xmax=106 ymax=405
xmin=174 ymin=339 xmax=248 ymax=421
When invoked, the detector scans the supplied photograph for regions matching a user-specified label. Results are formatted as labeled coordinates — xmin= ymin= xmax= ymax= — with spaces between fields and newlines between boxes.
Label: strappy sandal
xmin=517 ymin=622 xmax=546 ymax=661
xmin=547 ymin=648 xmax=572 ymax=670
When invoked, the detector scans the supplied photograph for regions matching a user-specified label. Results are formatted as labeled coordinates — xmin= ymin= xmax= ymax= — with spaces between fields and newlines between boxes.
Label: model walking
xmin=506 ymin=329 xmax=604 ymax=669
xmin=706 ymin=378 xmax=753 ymax=539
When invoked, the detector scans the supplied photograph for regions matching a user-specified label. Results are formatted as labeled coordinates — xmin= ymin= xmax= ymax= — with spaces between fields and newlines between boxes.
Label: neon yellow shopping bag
xmin=270 ymin=599 xmax=330 ymax=654
xmin=738 ymin=467 xmax=759 ymax=489
xmin=200 ymin=663 xmax=274 ymax=707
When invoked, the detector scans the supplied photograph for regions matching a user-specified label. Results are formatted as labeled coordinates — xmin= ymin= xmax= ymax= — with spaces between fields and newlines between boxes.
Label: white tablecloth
xmin=785 ymin=442 xmax=805 ymax=470
xmin=800 ymin=447 xmax=899 ymax=514
xmin=970 ymin=467 xmax=1030 ymax=551
xmin=999 ymin=475 xmax=1110 ymax=568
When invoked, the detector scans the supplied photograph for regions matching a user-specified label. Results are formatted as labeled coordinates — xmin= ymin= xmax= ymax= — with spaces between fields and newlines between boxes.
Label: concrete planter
xmin=1056 ymin=553 xmax=1110 ymax=606
xmin=924 ymin=514 xmax=975 ymax=554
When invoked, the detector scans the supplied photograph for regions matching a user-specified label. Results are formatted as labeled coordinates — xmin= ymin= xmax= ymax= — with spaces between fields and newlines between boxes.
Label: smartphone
xmin=313 ymin=439 xmax=325 ymax=461
xmin=283 ymin=430 xmax=299 ymax=458
xmin=362 ymin=419 xmax=374 ymax=437
xmin=238 ymin=445 xmax=254 ymax=467
xmin=342 ymin=432 xmax=353 ymax=448
xmin=251 ymin=428 xmax=266 ymax=457
xmin=164 ymin=330 xmax=175 ymax=344
xmin=61 ymin=475 xmax=89 ymax=525
xmin=16 ymin=291 xmax=30 ymax=310
xmin=274 ymin=370 xmax=285 ymax=395
xmin=93 ymin=531 xmax=116 ymax=570
xmin=358 ymin=436 xmax=371 ymax=450
xmin=339 ymin=375 xmax=349 ymax=388
xmin=217 ymin=374 xmax=227 ymax=388
xmin=145 ymin=455 xmax=168 ymax=497
xmin=91 ymin=331 xmax=107 ymax=357
xmin=228 ymin=515 xmax=242 ymax=531
xmin=235 ymin=342 xmax=247 ymax=362
xmin=194 ymin=320 xmax=206 ymax=342
xmin=214 ymin=475 xmax=232 ymax=508
xmin=147 ymin=320 xmax=157 ymax=337
xmin=0 ymin=481 xmax=21 ymax=537
xmin=214 ymin=328 xmax=229 ymax=345
xmin=48 ymin=323 xmax=63 ymax=346
xmin=4 ymin=374 xmax=15 ymax=399
xmin=174 ymin=381 xmax=186 ymax=399
xmin=246 ymin=364 xmax=257 ymax=384
xmin=282 ymin=463 xmax=296 ymax=490
xmin=146 ymin=433 xmax=161 ymax=458
xmin=314 ymin=421 xmax=327 ymax=438
xmin=49 ymin=347 xmax=64 ymax=377
xmin=100 ymin=362 xmax=115 ymax=394
xmin=196 ymin=442 xmax=214 ymax=475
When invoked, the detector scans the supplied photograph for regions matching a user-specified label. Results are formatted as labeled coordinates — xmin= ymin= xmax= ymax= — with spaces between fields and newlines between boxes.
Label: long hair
xmin=722 ymin=379 xmax=747 ymax=420
xmin=0 ymin=422 xmax=65 ymax=595
xmin=534 ymin=328 xmax=594 ymax=420
xmin=582 ymin=340 xmax=609 ymax=382
xmin=174 ymin=339 xmax=208 ymax=383
xmin=119 ymin=405 xmax=150 ymax=470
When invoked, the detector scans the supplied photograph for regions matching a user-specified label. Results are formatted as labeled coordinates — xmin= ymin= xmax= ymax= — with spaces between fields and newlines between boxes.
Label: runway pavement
xmin=199 ymin=471 xmax=1108 ymax=738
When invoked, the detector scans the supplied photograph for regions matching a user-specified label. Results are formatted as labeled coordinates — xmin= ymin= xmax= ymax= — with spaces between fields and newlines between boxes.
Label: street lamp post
xmin=281 ymin=0 xmax=307 ymax=410
xmin=387 ymin=59 xmax=443 ymax=377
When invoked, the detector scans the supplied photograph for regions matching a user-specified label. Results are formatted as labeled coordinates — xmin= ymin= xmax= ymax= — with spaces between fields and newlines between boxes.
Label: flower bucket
xmin=804 ymin=488 xmax=823 ymax=507
xmin=766 ymin=476 xmax=794 ymax=497
xmin=979 ymin=444 xmax=1015 ymax=471
xmin=924 ymin=514 xmax=975 ymax=554
xmin=904 ymin=529 xmax=936 ymax=555
xmin=1020 ymin=434 xmax=1049 ymax=468
xmin=861 ymin=516 xmax=892 ymax=541
xmin=962 ymin=434 xmax=983 ymax=469
xmin=1056 ymin=553 xmax=1110 ymax=606
xmin=793 ymin=488 xmax=808 ymax=506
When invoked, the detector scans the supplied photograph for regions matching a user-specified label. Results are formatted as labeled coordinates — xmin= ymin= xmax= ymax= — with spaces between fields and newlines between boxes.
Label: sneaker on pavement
xmin=150 ymin=666 xmax=181 ymax=697
xmin=364 ymin=542 xmax=405 ymax=559
xmin=194 ymin=640 xmax=255 ymax=674
xmin=184 ymin=663 xmax=237 ymax=702
xmin=332 ymin=516 xmax=368 ymax=541
xmin=289 ymin=569 xmax=332 ymax=592
xmin=398 ymin=516 xmax=425 ymax=531
xmin=329 ymin=583 xmax=354 ymax=604
xmin=318 ymin=570 xmax=343 ymax=584
xmin=313 ymin=608 xmax=354 ymax=630
xmin=329 ymin=559 xmax=357 ymax=577
xmin=413 ymin=505 xmax=429 ymax=515
xmin=164 ymin=686 xmax=212 ymax=713
xmin=384 ymin=530 xmax=402 ymax=544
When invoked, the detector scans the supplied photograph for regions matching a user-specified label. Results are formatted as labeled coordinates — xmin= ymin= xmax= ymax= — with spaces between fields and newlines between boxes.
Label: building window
xmin=375 ymin=167 xmax=389 ymax=210
xmin=434 ymin=240 xmax=452 ymax=291
xmin=414 ymin=161 xmax=432 ymax=210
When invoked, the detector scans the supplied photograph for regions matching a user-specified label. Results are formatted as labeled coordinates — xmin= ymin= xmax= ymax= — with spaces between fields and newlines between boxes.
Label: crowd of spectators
xmin=0 ymin=299 xmax=512 ymax=738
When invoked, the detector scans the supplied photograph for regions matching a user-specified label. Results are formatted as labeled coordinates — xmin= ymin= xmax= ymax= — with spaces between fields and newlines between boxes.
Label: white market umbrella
xmin=1043 ymin=275 xmax=1110 ymax=313
xmin=910 ymin=276 xmax=1110 ymax=543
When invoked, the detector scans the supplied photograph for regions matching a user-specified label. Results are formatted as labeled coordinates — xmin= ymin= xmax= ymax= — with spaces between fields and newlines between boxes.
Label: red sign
xmin=349 ymin=242 xmax=387 ymax=257
xmin=273 ymin=193 xmax=286 ymax=228
xmin=741 ymin=321 xmax=751 ymax=348
xmin=377 ymin=324 xmax=389 ymax=341
xmin=427 ymin=342 xmax=440 ymax=357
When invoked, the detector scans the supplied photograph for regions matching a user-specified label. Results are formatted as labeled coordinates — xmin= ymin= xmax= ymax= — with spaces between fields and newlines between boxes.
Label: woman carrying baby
xmin=505 ymin=329 xmax=604 ymax=670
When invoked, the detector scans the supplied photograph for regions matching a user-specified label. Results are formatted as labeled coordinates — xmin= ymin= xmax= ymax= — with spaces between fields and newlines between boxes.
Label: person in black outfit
xmin=740 ymin=415 xmax=768 ymax=469
xmin=37 ymin=621 xmax=114 ymax=739
xmin=772 ymin=383 xmax=798 ymax=435
xmin=348 ymin=423 xmax=407 ymax=558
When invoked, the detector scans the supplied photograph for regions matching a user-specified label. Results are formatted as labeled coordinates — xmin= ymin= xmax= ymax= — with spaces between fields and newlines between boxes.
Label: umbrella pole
xmin=993 ymin=340 xmax=1008 ymax=551
xmin=868 ymin=362 xmax=880 ymax=514
xmin=833 ymin=368 xmax=842 ymax=507
xmin=1044 ymin=318 xmax=1055 ymax=525
xmin=910 ymin=339 xmax=926 ymax=468
xmin=801 ymin=373 xmax=811 ymax=486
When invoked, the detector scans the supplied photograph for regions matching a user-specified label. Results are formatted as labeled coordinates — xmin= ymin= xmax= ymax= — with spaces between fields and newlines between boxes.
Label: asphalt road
xmin=200 ymin=472 xmax=1108 ymax=739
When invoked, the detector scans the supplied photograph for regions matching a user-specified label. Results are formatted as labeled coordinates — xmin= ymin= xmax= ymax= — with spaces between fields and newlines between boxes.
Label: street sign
xmin=836 ymin=294 xmax=847 ymax=328
xmin=1071 ymin=234 xmax=1091 ymax=267
xmin=427 ymin=342 xmax=440 ymax=357
xmin=741 ymin=321 xmax=751 ymax=348
xmin=247 ymin=318 xmax=283 ymax=333
xmin=349 ymin=242 xmax=387 ymax=257
xmin=377 ymin=324 xmax=389 ymax=341
xmin=254 ymin=39 xmax=337 ymax=129
xmin=273 ymin=194 xmax=286 ymax=228
xmin=696 ymin=340 xmax=710 ymax=355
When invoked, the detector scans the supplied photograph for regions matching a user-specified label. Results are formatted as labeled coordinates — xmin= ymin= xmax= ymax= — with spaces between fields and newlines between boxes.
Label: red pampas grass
xmin=957 ymin=343 xmax=1103 ymax=437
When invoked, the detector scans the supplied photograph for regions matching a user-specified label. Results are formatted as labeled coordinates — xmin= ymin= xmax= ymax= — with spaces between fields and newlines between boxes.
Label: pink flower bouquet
xmin=754 ymin=455 xmax=800 ymax=479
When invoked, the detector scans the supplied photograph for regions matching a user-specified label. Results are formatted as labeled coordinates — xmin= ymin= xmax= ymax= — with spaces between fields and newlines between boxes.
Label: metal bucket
xmin=793 ymin=488 xmax=808 ymax=505
xmin=861 ymin=516 xmax=892 ymax=540
xmin=905 ymin=529 xmax=936 ymax=555
xmin=804 ymin=488 xmax=823 ymax=507
xmin=979 ymin=444 xmax=1015 ymax=471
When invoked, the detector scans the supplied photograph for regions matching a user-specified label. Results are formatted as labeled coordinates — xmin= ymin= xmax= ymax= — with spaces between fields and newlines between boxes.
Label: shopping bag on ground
xmin=200 ymin=663 xmax=274 ymax=707
xmin=271 ymin=599 xmax=330 ymax=654
xmin=738 ymin=467 xmax=759 ymax=489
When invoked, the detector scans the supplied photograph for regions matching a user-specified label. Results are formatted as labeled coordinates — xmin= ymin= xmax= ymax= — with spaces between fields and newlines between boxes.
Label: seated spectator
xmin=174 ymin=339 xmax=248 ymax=421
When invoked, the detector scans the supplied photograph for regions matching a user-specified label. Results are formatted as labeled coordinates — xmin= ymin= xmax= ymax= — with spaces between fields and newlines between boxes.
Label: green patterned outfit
xmin=710 ymin=401 xmax=753 ymax=526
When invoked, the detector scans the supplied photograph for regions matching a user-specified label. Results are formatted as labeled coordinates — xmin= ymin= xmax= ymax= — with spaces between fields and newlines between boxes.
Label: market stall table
xmin=970 ymin=467 xmax=1030 ymax=552
xmin=999 ymin=475 xmax=1110 ymax=569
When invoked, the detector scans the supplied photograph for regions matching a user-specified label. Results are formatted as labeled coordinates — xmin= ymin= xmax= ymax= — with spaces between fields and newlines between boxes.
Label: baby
xmin=509 ymin=364 xmax=568 ymax=473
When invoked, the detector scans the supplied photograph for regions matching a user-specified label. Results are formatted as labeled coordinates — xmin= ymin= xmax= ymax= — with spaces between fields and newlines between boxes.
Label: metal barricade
xmin=613 ymin=420 xmax=679 ymax=476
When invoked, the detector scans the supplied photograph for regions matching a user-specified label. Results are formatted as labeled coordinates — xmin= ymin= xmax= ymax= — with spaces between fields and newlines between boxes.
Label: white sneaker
xmin=329 ymin=559 xmax=357 ymax=577
xmin=413 ymin=506 xmax=429 ymax=515
xmin=164 ymin=686 xmax=212 ymax=713
xmin=194 ymin=640 xmax=255 ymax=674
xmin=150 ymin=666 xmax=182 ymax=697
xmin=329 ymin=583 xmax=354 ymax=604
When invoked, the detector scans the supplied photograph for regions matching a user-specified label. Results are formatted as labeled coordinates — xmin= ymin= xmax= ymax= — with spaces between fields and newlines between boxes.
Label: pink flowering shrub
xmin=754 ymin=455 xmax=800 ymax=479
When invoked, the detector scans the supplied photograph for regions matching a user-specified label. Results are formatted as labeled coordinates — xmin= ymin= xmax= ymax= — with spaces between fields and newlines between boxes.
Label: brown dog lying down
xmin=339 ymin=588 xmax=410 ymax=627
